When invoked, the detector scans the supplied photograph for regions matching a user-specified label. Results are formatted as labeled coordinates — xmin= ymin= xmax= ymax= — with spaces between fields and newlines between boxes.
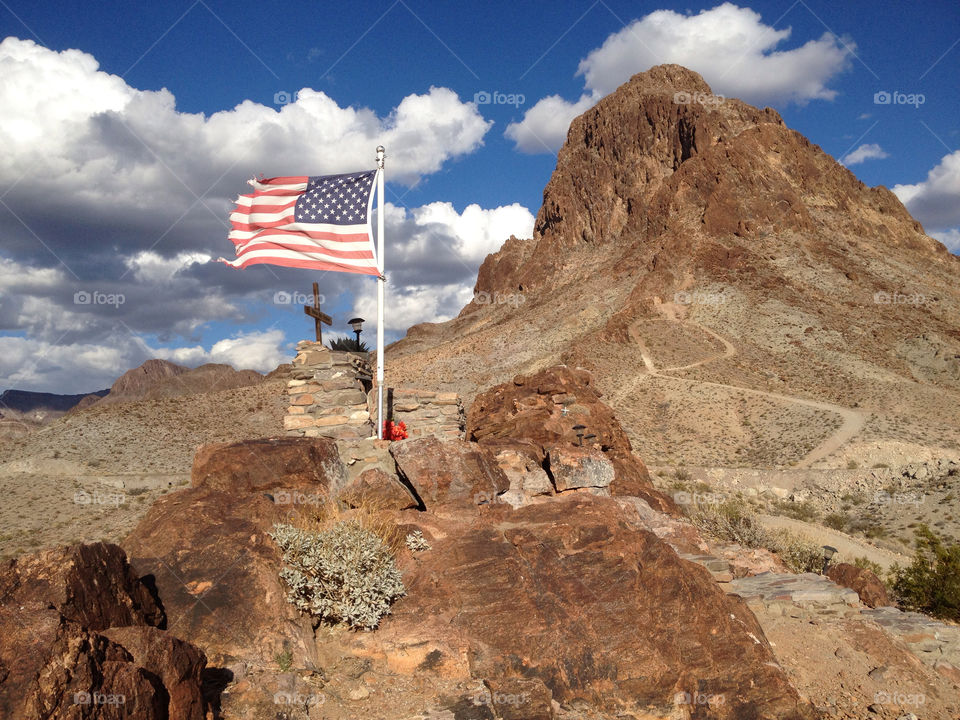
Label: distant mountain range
xmin=1 ymin=358 xmax=268 ymax=430
xmin=0 ymin=388 xmax=109 ymax=415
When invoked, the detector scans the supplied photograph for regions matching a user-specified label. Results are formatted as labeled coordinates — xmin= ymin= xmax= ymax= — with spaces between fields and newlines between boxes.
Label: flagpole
xmin=376 ymin=145 xmax=385 ymax=440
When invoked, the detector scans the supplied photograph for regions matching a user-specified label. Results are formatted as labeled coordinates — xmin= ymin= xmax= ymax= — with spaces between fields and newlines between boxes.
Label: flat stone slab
xmin=678 ymin=552 xmax=734 ymax=582
xmin=727 ymin=572 xmax=860 ymax=609
xmin=861 ymin=606 xmax=960 ymax=667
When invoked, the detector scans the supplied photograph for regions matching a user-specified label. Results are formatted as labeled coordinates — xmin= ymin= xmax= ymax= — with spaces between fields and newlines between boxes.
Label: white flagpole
xmin=376 ymin=145 xmax=385 ymax=439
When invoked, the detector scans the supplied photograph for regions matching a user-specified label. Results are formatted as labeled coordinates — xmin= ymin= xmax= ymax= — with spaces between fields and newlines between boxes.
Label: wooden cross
xmin=303 ymin=282 xmax=332 ymax=342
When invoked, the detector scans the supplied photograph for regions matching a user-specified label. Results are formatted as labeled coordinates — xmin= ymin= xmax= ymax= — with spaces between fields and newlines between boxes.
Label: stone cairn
xmin=283 ymin=340 xmax=465 ymax=441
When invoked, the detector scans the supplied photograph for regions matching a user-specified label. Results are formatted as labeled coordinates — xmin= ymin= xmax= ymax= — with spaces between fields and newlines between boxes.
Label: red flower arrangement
xmin=383 ymin=420 xmax=408 ymax=441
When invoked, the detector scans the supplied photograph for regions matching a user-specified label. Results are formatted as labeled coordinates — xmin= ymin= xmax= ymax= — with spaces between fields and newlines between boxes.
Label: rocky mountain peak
xmin=474 ymin=63 xmax=940 ymax=300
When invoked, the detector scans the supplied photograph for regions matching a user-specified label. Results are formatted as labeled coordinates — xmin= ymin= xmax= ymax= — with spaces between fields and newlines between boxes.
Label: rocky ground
xmin=2 ymin=366 xmax=958 ymax=720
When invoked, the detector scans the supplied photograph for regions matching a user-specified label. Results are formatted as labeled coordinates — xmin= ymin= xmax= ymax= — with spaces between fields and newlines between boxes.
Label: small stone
xmin=284 ymin=415 xmax=315 ymax=430
xmin=348 ymin=686 xmax=369 ymax=700
xmin=315 ymin=415 xmax=350 ymax=426
xmin=290 ymin=394 xmax=314 ymax=406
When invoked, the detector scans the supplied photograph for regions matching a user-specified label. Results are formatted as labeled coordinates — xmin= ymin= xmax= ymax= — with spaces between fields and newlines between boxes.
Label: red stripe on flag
xmin=257 ymin=176 xmax=309 ymax=184
xmin=234 ymin=241 xmax=375 ymax=261
xmin=232 ymin=199 xmax=298 ymax=215
xmin=229 ymin=228 xmax=371 ymax=245
xmin=221 ymin=255 xmax=380 ymax=276
xmin=230 ymin=213 xmax=296 ymax=231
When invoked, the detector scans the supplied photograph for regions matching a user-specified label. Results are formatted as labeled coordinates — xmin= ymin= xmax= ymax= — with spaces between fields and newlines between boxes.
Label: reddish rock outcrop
xmin=339 ymin=466 xmax=420 ymax=510
xmin=191 ymin=435 xmax=346 ymax=495
xmin=348 ymin=494 xmax=814 ymax=719
xmin=0 ymin=543 xmax=206 ymax=720
xmin=102 ymin=626 xmax=207 ymax=720
xmin=827 ymin=562 xmax=892 ymax=608
xmin=467 ymin=366 xmax=675 ymax=511
xmin=123 ymin=488 xmax=318 ymax=669
xmin=389 ymin=436 xmax=509 ymax=508
xmin=0 ymin=542 xmax=163 ymax=631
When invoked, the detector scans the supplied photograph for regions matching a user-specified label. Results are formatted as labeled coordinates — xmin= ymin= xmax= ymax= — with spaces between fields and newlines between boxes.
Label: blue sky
xmin=1 ymin=0 xmax=958 ymax=393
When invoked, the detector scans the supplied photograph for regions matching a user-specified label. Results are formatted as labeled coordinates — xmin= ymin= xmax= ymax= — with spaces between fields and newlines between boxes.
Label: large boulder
xmin=0 ymin=543 xmax=207 ymax=720
xmin=346 ymin=494 xmax=815 ymax=719
xmin=338 ymin=467 xmax=420 ymax=510
xmin=547 ymin=446 xmax=614 ymax=491
xmin=102 ymin=626 xmax=207 ymax=720
xmin=467 ymin=366 xmax=675 ymax=512
xmin=191 ymin=435 xmax=346 ymax=495
xmin=123 ymin=488 xmax=318 ymax=670
xmin=0 ymin=542 xmax=163 ymax=631
xmin=827 ymin=562 xmax=892 ymax=608
xmin=389 ymin=436 xmax=509 ymax=509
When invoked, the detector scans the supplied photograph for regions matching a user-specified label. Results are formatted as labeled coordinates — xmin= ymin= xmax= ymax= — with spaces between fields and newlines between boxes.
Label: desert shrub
xmin=275 ymin=649 xmax=293 ymax=672
xmin=691 ymin=501 xmax=825 ymax=573
xmin=771 ymin=500 xmax=819 ymax=523
xmin=890 ymin=524 xmax=960 ymax=622
xmin=823 ymin=513 xmax=848 ymax=531
xmin=404 ymin=530 xmax=431 ymax=552
xmin=765 ymin=530 xmax=824 ymax=574
xmin=690 ymin=501 xmax=769 ymax=548
xmin=841 ymin=492 xmax=866 ymax=506
xmin=270 ymin=521 xmax=405 ymax=630
xmin=852 ymin=556 xmax=884 ymax=577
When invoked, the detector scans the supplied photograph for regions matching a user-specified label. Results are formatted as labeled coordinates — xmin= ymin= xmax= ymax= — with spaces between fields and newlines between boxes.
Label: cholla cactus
xmin=270 ymin=521 xmax=405 ymax=630
xmin=405 ymin=529 xmax=431 ymax=552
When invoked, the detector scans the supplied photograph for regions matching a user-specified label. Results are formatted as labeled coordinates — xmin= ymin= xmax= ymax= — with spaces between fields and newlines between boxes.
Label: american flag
xmin=221 ymin=170 xmax=380 ymax=276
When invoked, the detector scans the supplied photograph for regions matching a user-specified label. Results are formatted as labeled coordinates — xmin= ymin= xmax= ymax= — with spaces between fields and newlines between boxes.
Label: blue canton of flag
xmin=295 ymin=171 xmax=377 ymax=225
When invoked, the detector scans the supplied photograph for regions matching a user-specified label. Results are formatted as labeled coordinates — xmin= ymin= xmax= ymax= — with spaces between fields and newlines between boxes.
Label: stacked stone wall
xmin=283 ymin=341 xmax=464 ymax=441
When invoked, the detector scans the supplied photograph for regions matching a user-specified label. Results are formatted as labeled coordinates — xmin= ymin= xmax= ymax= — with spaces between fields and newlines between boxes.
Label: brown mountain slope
xmin=386 ymin=65 xmax=960 ymax=468
xmin=98 ymin=358 xmax=264 ymax=404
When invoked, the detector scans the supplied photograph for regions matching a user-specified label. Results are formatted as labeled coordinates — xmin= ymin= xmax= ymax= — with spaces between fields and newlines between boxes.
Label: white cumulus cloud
xmin=507 ymin=3 xmax=852 ymax=153
xmin=841 ymin=143 xmax=889 ymax=166
xmin=893 ymin=150 xmax=960 ymax=231
xmin=0 ymin=38 xmax=536 ymax=392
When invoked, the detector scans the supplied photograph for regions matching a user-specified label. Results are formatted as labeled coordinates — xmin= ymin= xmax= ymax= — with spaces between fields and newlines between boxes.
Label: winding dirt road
xmin=628 ymin=309 xmax=865 ymax=468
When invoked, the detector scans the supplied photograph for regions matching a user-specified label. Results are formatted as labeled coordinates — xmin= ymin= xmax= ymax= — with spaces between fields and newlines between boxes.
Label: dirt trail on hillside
xmin=628 ymin=308 xmax=866 ymax=468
